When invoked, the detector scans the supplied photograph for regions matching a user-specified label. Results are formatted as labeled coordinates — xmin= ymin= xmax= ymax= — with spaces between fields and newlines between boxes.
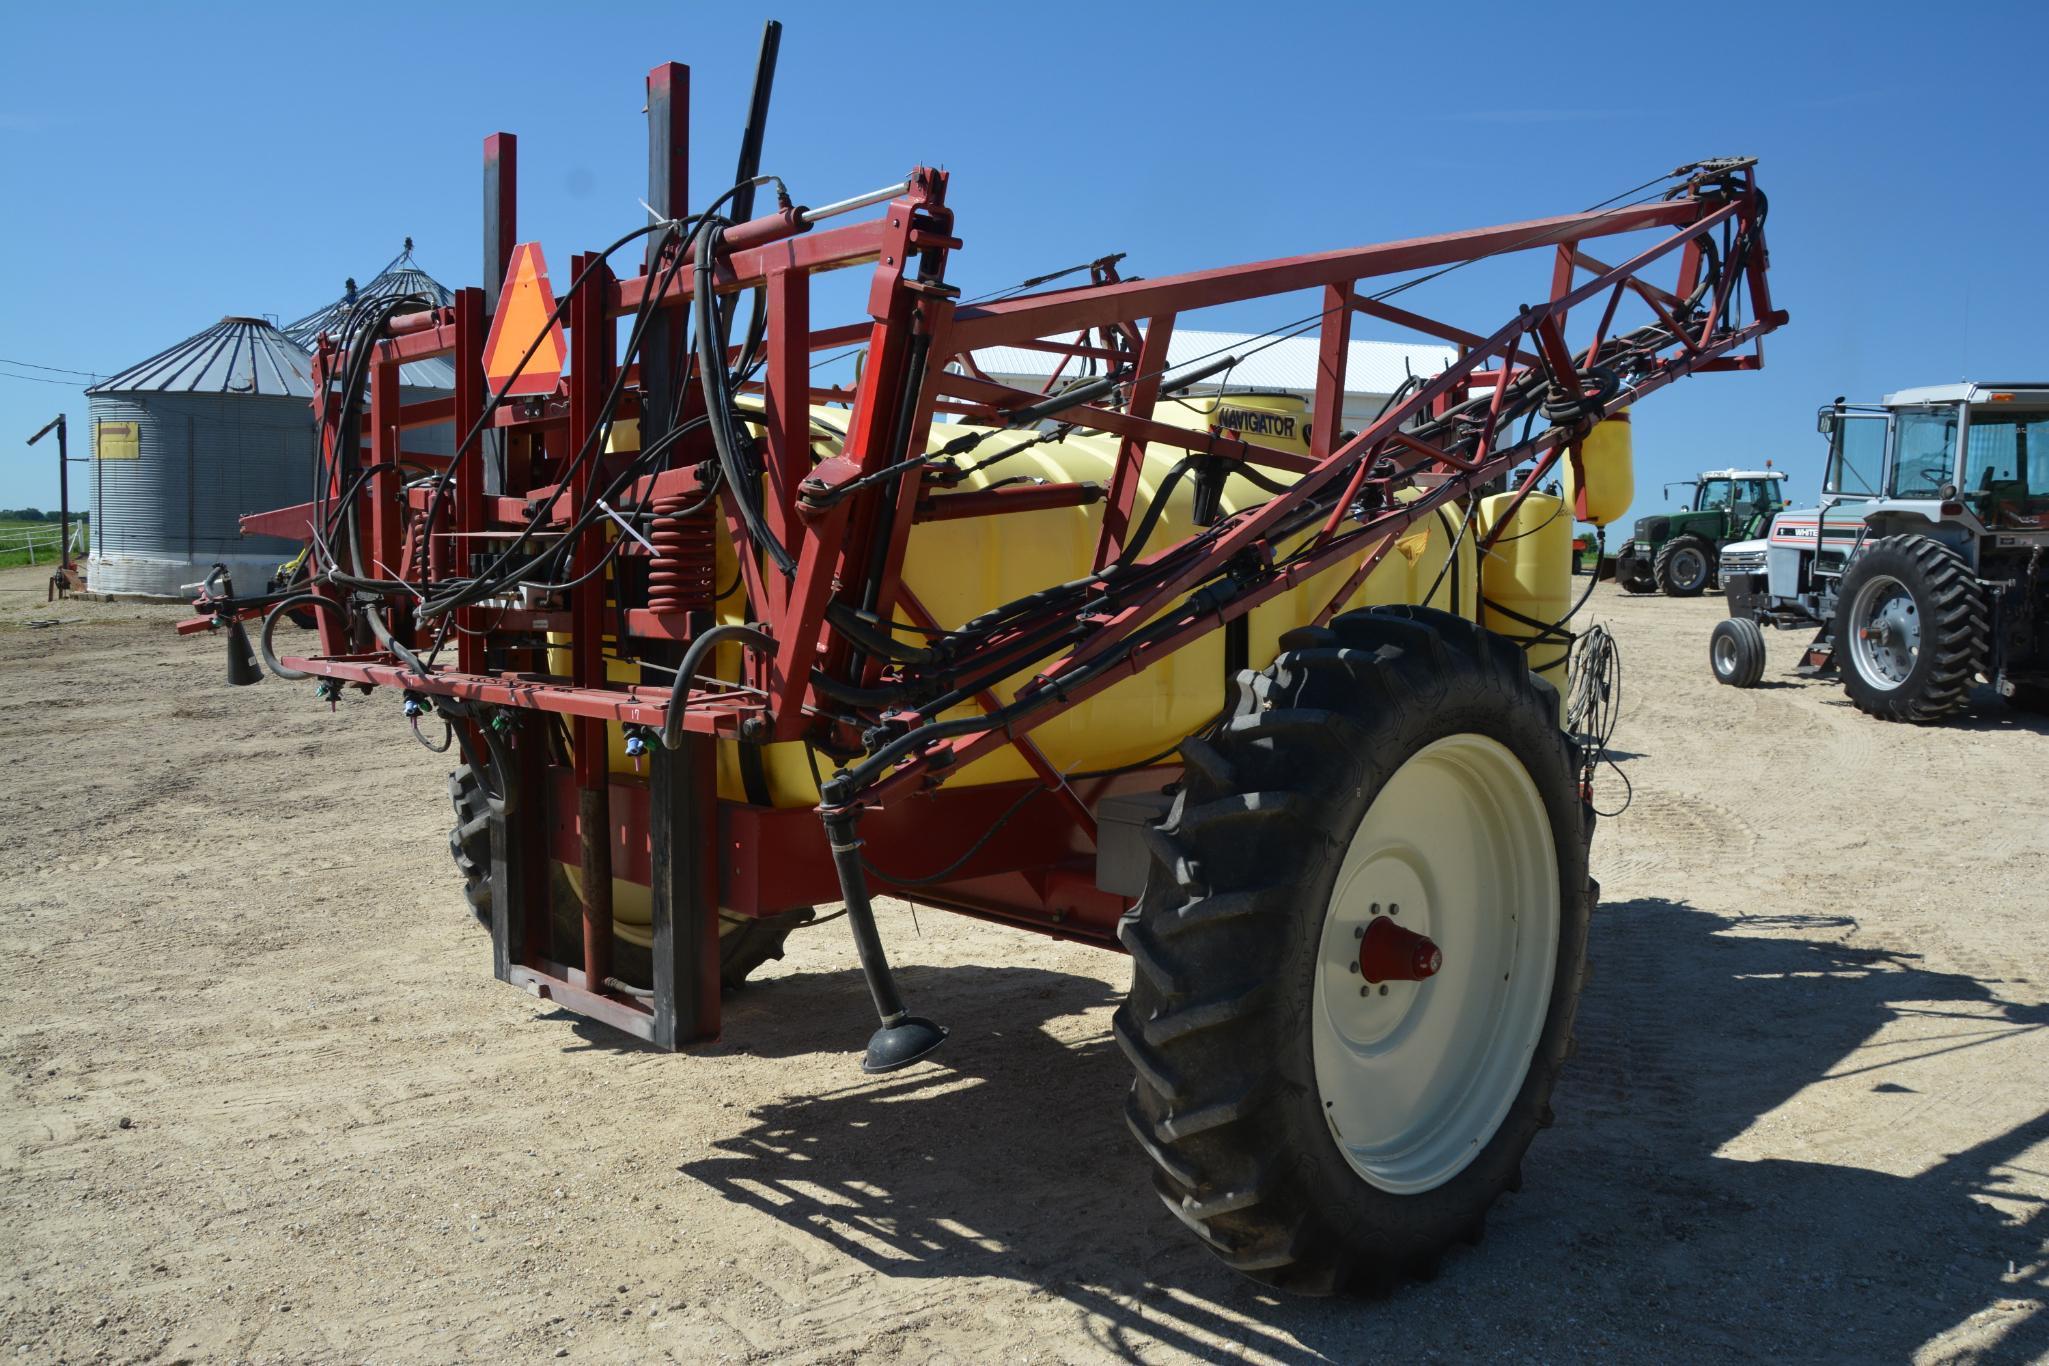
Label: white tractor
xmin=1709 ymin=383 xmax=2049 ymax=722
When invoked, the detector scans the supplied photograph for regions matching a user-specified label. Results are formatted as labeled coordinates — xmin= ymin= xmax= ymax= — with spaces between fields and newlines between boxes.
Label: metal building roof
xmin=281 ymin=240 xmax=455 ymax=351
xmin=87 ymin=316 xmax=314 ymax=398
xmin=967 ymin=327 xmax=1458 ymax=401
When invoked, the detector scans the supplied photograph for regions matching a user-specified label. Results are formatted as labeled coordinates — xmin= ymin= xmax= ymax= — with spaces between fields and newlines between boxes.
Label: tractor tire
xmin=1115 ymin=605 xmax=1592 ymax=1295
xmin=448 ymin=764 xmax=495 ymax=926
xmin=1653 ymin=535 xmax=1715 ymax=597
xmin=1709 ymin=617 xmax=1767 ymax=688
xmin=444 ymin=765 xmax=808 ymax=989
xmin=1615 ymin=550 xmax=1657 ymax=594
xmin=1837 ymin=535 xmax=1987 ymax=724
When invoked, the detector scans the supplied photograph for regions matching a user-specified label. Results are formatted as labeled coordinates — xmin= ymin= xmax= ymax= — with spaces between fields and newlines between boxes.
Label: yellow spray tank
xmin=1479 ymin=490 xmax=1572 ymax=717
xmin=586 ymin=392 xmax=1486 ymax=804
xmin=1562 ymin=410 xmax=1633 ymax=528
xmin=572 ymin=398 xmax=1508 ymax=943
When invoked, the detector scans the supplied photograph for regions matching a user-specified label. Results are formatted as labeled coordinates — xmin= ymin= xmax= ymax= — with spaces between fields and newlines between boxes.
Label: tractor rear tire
xmin=445 ymin=765 xmax=807 ymax=989
xmin=1654 ymin=535 xmax=1715 ymax=597
xmin=1709 ymin=617 xmax=1767 ymax=688
xmin=1837 ymin=535 xmax=1987 ymax=724
xmin=1115 ymin=605 xmax=1592 ymax=1295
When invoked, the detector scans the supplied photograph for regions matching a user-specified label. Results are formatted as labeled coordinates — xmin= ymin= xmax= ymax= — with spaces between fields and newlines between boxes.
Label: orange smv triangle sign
xmin=483 ymin=243 xmax=568 ymax=397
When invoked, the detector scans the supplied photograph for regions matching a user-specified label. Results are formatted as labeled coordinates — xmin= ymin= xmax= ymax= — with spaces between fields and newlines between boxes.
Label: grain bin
xmin=85 ymin=316 xmax=316 ymax=598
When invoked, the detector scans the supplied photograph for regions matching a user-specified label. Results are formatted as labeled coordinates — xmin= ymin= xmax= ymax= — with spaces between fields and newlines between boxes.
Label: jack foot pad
xmin=862 ymin=1015 xmax=948 ymax=1073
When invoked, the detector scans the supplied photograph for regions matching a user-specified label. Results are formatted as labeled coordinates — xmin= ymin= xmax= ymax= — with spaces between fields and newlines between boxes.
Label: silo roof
xmin=282 ymin=240 xmax=455 ymax=351
xmin=87 ymin=316 xmax=314 ymax=398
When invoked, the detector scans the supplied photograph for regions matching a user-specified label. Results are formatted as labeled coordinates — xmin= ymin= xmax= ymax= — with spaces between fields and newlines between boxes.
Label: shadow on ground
xmin=1816 ymin=683 xmax=2049 ymax=735
xmin=676 ymin=901 xmax=2048 ymax=1361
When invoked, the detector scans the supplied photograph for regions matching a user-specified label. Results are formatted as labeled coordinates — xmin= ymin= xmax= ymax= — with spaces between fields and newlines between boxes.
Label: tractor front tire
xmin=1709 ymin=617 xmax=1767 ymax=688
xmin=1115 ymin=605 xmax=1592 ymax=1295
xmin=1654 ymin=535 xmax=1715 ymax=597
xmin=1837 ymin=535 xmax=1987 ymax=724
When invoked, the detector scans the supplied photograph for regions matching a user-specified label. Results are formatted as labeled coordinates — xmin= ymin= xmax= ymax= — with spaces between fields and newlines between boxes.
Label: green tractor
xmin=1614 ymin=468 xmax=1788 ymax=596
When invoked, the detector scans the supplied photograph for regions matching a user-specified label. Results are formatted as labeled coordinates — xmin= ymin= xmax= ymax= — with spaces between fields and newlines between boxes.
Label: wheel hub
xmin=1359 ymin=915 xmax=1443 ymax=982
xmin=1849 ymin=573 xmax=1920 ymax=690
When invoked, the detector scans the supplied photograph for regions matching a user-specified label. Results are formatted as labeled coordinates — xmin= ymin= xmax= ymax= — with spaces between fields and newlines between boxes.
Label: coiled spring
xmin=646 ymin=494 xmax=716 ymax=614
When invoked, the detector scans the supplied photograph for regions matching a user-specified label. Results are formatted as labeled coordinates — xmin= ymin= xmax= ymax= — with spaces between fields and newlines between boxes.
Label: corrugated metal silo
xmin=85 ymin=317 xmax=316 ymax=598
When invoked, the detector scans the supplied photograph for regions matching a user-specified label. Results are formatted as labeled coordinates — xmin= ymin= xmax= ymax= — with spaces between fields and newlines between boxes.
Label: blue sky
xmin=4 ymin=0 xmax=2044 ymax=529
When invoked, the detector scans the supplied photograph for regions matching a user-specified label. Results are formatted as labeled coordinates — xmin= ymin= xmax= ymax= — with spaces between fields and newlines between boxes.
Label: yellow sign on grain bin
xmin=96 ymin=420 xmax=139 ymax=460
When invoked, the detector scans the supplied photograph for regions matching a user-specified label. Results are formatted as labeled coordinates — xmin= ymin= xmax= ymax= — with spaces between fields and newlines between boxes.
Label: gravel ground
xmin=2 ymin=563 xmax=2045 ymax=1363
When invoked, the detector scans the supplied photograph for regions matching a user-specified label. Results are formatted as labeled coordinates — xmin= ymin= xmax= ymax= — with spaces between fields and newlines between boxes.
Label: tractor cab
xmin=1689 ymin=469 xmax=1787 ymax=535
xmin=1815 ymin=383 xmax=2049 ymax=550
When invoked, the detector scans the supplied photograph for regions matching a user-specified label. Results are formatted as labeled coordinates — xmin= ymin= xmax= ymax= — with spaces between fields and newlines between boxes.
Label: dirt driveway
xmin=2 ymin=564 xmax=2045 ymax=1363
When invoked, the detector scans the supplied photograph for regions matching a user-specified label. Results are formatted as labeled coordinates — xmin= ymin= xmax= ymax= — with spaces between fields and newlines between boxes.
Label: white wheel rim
xmin=1713 ymin=631 xmax=1738 ymax=677
xmin=1848 ymin=573 xmax=1918 ymax=692
xmin=1311 ymin=734 xmax=1560 ymax=1195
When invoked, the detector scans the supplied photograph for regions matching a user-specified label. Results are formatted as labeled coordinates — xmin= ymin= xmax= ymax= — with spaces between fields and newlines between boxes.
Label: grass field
xmin=0 ymin=519 xmax=86 ymax=570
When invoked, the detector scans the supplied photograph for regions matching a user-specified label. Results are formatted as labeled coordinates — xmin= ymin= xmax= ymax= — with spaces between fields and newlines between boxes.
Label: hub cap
xmin=1670 ymin=547 xmax=1707 ymax=588
xmin=1849 ymin=573 xmax=1919 ymax=691
xmin=1312 ymin=734 xmax=1560 ymax=1195
xmin=1712 ymin=632 xmax=1738 ymax=677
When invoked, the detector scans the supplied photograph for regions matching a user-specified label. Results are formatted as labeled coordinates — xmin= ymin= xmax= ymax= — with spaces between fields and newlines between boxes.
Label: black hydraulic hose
xmin=1111 ymin=459 xmax=1196 ymax=569
xmin=422 ymin=221 xmax=692 ymax=621
xmin=841 ymin=330 xmax=933 ymax=687
xmin=824 ymin=602 xmax=938 ymax=665
xmin=660 ymin=623 xmax=775 ymax=750
xmin=818 ymin=803 xmax=913 ymax=1027
xmin=339 ymin=502 xmax=430 ymax=677
xmin=511 ymin=413 xmax=718 ymax=594
xmin=412 ymin=217 xmax=683 ymax=595
xmin=259 ymin=594 xmax=351 ymax=681
xmin=823 ymin=604 xmax=1195 ymax=803
xmin=694 ymin=220 xmax=797 ymax=577
xmin=898 ymin=619 xmax=1095 ymax=723
xmin=808 ymin=669 xmax=911 ymax=709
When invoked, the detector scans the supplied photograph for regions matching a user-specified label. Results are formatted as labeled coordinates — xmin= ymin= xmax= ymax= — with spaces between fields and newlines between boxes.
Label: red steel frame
xmin=195 ymin=64 xmax=1782 ymax=1047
